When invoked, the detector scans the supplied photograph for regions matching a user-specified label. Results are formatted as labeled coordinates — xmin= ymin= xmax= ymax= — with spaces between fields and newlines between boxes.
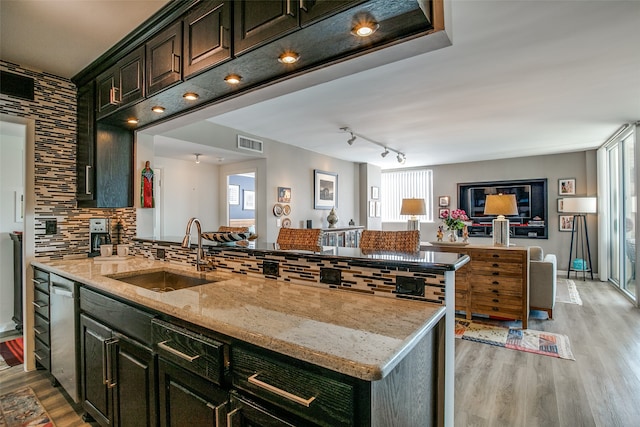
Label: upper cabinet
xmin=299 ymin=0 xmax=364 ymax=26
xmin=183 ymin=0 xmax=231 ymax=78
xmin=146 ymin=20 xmax=183 ymax=96
xmin=234 ymin=0 xmax=299 ymax=55
xmin=96 ymin=46 xmax=145 ymax=120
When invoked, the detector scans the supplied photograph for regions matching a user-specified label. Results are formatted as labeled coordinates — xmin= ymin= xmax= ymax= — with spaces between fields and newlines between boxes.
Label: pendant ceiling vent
xmin=237 ymin=135 xmax=263 ymax=153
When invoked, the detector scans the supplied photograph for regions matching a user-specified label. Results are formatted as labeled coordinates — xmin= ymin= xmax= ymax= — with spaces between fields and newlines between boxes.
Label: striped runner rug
xmin=0 ymin=338 xmax=24 ymax=371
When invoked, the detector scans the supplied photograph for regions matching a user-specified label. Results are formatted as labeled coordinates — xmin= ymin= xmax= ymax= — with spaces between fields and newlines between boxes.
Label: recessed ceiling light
xmin=127 ymin=118 xmax=139 ymax=124
xmin=224 ymin=74 xmax=242 ymax=84
xmin=151 ymin=106 xmax=165 ymax=113
xmin=183 ymin=92 xmax=199 ymax=100
xmin=351 ymin=22 xmax=379 ymax=37
xmin=278 ymin=52 xmax=299 ymax=64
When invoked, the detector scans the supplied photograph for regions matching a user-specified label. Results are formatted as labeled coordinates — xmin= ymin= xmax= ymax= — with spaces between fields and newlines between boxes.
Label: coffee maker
xmin=89 ymin=218 xmax=111 ymax=257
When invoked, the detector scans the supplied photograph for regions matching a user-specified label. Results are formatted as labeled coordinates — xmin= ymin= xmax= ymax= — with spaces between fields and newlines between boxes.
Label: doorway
xmin=227 ymin=172 xmax=255 ymax=231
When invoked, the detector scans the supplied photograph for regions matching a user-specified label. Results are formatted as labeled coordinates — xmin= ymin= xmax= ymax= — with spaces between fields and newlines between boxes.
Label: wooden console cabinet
xmin=427 ymin=245 xmax=529 ymax=328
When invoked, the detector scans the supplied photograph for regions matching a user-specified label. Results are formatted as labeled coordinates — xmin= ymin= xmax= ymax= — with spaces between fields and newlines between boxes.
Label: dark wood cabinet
xmin=157 ymin=358 xmax=229 ymax=427
xmin=227 ymin=392 xmax=298 ymax=426
xmin=92 ymin=123 xmax=133 ymax=208
xmin=32 ymin=268 xmax=50 ymax=372
xmin=234 ymin=0 xmax=299 ymax=54
xmin=147 ymin=20 xmax=183 ymax=95
xmin=299 ymin=0 xmax=363 ymax=26
xmin=183 ymin=0 xmax=231 ymax=78
xmin=76 ymin=83 xmax=95 ymax=202
xmin=96 ymin=47 xmax=145 ymax=119
xmin=80 ymin=287 xmax=157 ymax=427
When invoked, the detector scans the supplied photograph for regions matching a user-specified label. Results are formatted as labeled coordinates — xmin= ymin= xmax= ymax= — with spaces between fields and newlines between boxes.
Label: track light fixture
xmin=195 ymin=153 xmax=201 ymax=164
xmin=340 ymin=127 xmax=406 ymax=164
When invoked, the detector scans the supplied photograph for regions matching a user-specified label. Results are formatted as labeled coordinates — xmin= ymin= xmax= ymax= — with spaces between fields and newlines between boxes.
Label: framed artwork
xmin=228 ymin=184 xmax=240 ymax=205
xmin=371 ymin=186 xmax=379 ymax=200
xmin=314 ymin=170 xmax=338 ymax=209
xmin=558 ymin=178 xmax=575 ymax=195
xmin=369 ymin=201 xmax=375 ymax=217
xmin=559 ymin=215 xmax=574 ymax=231
xmin=243 ymin=190 xmax=255 ymax=210
xmin=438 ymin=208 xmax=448 ymax=219
xmin=375 ymin=201 xmax=381 ymax=217
xmin=439 ymin=196 xmax=450 ymax=207
xmin=557 ymin=198 xmax=564 ymax=212
xmin=278 ymin=187 xmax=291 ymax=203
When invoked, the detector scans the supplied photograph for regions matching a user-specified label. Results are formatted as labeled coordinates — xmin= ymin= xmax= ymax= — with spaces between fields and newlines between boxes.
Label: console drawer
xmin=232 ymin=345 xmax=355 ymax=427
xmin=472 ymin=293 xmax=523 ymax=310
xmin=152 ymin=318 xmax=227 ymax=386
xmin=33 ymin=288 xmax=49 ymax=319
xmin=32 ymin=269 xmax=49 ymax=293
xmin=34 ymin=336 xmax=50 ymax=371
xmin=470 ymin=261 xmax=522 ymax=276
xmin=34 ymin=314 xmax=50 ymax=345
xmin=472 ymin=276 xmax=523 ymax=295
xmin=468 ymin=250 xmax=524 ymax=263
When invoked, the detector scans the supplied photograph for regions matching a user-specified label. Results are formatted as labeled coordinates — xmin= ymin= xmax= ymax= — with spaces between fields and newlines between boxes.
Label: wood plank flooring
xmin=455 ymin=278 xmax=640 ymax=427
xmin=1 ymin=278 xmax=638 ymax=427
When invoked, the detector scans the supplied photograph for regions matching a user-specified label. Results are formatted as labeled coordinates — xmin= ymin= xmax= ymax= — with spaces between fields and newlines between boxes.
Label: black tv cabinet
xmin=458 ymin=178 xmax=548 ymax=240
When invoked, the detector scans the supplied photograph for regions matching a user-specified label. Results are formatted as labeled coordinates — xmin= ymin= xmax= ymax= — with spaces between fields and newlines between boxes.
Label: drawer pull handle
xmin=492 ymin=299 xmax=499 ymax=303
xmin=158 ymin=340 xmax=200 ymax=362
xmin=31 ymin=278 xmax=47 ymax=284
xmin=492 ymin=281 xmax=499 ymax=285
xmin=34 ymin=351 xmax=43 ymax=361
xmin=248 ymin=373 xmax=316 ymax=407
xmin=34 ymin=326 xmax=46 ymax=335
xmin=492 ymin=254 xmax=499 ymax=258
xmin=492 ymin=289 xmax=499 ymax=294
xmin=492 ymin=272 xmax=500 ymax=276
xmin=492 ymin=263 xmax=499 ymax=267
xmin=32 ymin=301 xmax=47 ymax=309
xmin=492 ymin=307 xmax=499 ymax=311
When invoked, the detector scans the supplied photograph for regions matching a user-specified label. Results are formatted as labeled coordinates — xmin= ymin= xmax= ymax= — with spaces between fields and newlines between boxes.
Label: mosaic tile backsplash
xmin=1 ymin=61 xmax=136 ymax=259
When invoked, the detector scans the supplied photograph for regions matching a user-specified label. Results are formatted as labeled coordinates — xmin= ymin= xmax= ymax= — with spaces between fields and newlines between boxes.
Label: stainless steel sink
xmin=107 ymin=269 xmax=222 ymax=293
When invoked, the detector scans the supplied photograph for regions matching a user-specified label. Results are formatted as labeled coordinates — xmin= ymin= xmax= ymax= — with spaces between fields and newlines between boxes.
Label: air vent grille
xmin=237 ymin=135 xmax=263 ymax=153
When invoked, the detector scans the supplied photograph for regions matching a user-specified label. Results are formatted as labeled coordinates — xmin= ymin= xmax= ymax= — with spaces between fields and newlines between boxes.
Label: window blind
xmin=381 ymin=169 xmax=433 ymax=222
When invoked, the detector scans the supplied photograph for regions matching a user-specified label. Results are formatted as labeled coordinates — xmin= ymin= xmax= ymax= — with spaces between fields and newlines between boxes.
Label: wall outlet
xmin=263 ymin=261 xmax=279 ymax=277
xmin=45 ymin=219 xmax=56 ymax=235
xmin=156 ymin=248 xmax=166 ymax=259
xmin=320 ymin=268 xmax=342 ymax=285
xmin=396 ymin=276 xmax=425 ymax=297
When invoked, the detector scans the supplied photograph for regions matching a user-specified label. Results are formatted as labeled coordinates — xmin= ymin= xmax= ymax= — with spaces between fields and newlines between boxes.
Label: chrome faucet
xmin=181 ymin=217 xmax=206 ymax=271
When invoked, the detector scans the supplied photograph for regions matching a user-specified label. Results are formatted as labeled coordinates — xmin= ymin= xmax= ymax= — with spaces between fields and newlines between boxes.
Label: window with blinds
xmin=381 ymin=169 xmax=433 ymax=222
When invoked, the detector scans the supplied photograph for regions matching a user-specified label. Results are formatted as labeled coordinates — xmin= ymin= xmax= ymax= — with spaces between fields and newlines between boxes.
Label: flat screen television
xmin=466 ymin=185 xmax=531 ymax=221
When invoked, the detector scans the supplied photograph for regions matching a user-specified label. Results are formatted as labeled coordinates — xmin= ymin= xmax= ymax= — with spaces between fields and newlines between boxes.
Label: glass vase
xmin=448 ymin=229 xmax=458 ymax=243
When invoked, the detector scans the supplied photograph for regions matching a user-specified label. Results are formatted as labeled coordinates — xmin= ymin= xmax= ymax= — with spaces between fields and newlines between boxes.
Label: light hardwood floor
xmin=1 ymin=278 xmax=638 ymax=427
xmin=455 ymin=278 xmax=640 ymax=427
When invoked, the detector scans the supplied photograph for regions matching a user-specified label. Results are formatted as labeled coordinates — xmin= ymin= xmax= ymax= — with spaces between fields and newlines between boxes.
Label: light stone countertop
xmin=33 ymin=257 xmax=446 ymax=381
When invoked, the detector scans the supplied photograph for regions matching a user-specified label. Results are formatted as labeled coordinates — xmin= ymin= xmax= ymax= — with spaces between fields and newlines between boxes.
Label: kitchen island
xmin=32 ymin=247 xmax=468 ymax=426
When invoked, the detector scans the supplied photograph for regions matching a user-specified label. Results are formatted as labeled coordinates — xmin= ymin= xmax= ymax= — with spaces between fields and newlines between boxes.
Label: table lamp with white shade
xmin=562 ymin=196 xmax=597 ymax=280
xmin=484 ymin=194 xmax=519 ymax=246
xmin=400 ymin=198 xmax=426 ymax=230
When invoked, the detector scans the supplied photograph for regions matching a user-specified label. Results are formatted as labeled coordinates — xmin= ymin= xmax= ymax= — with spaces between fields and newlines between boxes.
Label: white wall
xmin=0 ymin=128 xmax=25 ymax=332
xmin=153 ymin=156 xmax=219 ymax=237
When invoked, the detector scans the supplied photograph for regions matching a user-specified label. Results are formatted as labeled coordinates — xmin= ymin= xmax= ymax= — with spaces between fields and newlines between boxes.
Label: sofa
xmin=529 ymin=246 xmax=557 ymax=319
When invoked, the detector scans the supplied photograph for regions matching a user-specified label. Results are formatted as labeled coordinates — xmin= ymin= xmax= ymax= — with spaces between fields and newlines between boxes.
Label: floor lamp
xmin=563 ymin=197 xmax=597 ymax=280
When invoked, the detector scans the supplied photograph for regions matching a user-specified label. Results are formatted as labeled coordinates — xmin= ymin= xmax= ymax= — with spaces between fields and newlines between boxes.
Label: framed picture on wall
xmin=278 ymin=187 xmax=291 ymax=203
xmin=559 ymin=215 xmax=574 ymax=231
xmin=243 ymin=190 xmax=255 ymax=210
xmin=438 ymin=196 xmax=450 ymax=207
xmin=438 ymin=208 xmax=449 ymax=219
xmin=314 ymin=170 xmax=338 ymax=209
xmin=371 ymin=186 xmax=379 ymax=200
xmin=228 ymin=185 xmax=240 ymax=205
xmin=558 ymin=178 xmax=575 ymax=195
xmin=369 ymin=201 xmax=375 ymax=217
xmin=557 ymin=198 xmax=564 ymax=212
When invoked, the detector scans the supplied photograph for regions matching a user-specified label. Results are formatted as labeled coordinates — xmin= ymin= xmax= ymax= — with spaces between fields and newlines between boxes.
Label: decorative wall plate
xmin=282 ymin=218 xmax=291 ymax=228
xmin=273 ymin=204 xmax=283 ymax=217
xmin=283 ymin=204 xmax=291 ymax=215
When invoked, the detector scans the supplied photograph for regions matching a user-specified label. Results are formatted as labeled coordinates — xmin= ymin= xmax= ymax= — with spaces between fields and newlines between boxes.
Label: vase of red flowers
xmin=440 ymin=208 xmax=469 ymax=242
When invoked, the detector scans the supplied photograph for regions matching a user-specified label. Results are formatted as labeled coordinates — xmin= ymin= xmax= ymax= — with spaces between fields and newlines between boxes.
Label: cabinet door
xmin=184 ymin=0 xmax=231 ymax=77
xmin=95 ymin=123 xmax=133 ymax=208
xmin=234 ymin=0 xmax=299 ymax=54
xmin=158 ymin=358 xmax=229 ymax=427
xmin=228 ymin=393 xmax=297 ymax=427
xmin=80 ymin=314 xmax=114 ymax=426
xmin=96 ymin=66 xmax=119 ymax=119
xmin=118 ymin=46 xmax=145 ymax=108
xmin=147 ymin=20 xmax=183 ymax=95
xmin=299 ymin=0 xmax=362 ymax=26
xmin=112 ymin=335 xmax=156 ymax=427
xmin=76 ymin=83 xmax=95 ymax=201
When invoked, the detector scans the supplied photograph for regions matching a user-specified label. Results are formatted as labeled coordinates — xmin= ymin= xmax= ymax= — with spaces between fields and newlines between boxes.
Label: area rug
xmin=455 ymin=319 xmax=575 ymax=360
xmin=0 ymin=387 xmax=55 ymax=427
xmin=556 ymin=278 xmax=583 ymax=305
xmin=0 ymin=338 xmax=23 ymax=372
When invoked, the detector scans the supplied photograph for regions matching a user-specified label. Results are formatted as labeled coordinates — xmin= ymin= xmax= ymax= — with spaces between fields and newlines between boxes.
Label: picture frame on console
xmin=559 ymin=215 xmax=574 ymax=231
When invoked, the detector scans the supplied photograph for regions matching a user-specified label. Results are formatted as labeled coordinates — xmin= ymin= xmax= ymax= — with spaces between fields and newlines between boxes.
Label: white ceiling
xmin=2 ymin=1 xmax=639 ymax=168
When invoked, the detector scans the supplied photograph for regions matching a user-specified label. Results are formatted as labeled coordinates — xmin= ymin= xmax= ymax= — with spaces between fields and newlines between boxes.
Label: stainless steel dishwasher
xmin=49 ymin=273 xmax=79 ymax=402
